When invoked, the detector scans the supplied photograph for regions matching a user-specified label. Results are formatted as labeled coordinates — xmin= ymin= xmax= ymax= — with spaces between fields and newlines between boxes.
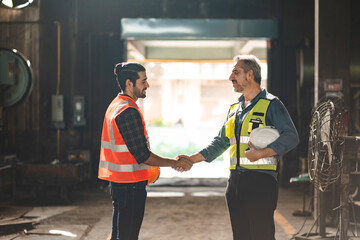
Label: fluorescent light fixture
xmin=1 ymin=0 xmax=34 ymax=9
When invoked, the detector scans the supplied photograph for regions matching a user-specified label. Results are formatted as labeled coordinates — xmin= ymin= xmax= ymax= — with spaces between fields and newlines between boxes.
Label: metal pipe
xmin=53 ymin=21 xmax=61 ymax=159
xmin=314 ymin=0 xmax=319 ymax=106
xmin=54 ymin=21 xmax=61 ymax=95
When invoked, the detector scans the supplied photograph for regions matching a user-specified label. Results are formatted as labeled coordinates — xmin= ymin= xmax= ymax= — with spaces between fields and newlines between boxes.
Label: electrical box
xmin=51 ymin=94 xmax=65 ymax=129
xmin=73 ymin=96 xmax=86 ymax=126
xmin=324 ymin=79 xmax=343 ymax=98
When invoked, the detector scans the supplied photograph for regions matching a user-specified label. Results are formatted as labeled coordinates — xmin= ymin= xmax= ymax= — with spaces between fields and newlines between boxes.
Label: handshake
xmin=172 ymin=155 xmax=193 ymax=172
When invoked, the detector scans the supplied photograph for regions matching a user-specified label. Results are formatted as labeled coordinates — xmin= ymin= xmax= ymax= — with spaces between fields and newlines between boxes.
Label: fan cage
xmin=307 ymin=97 xmax=346 ymax=192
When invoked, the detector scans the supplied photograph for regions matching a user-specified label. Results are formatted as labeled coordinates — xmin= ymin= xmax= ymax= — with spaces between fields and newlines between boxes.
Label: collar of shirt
xmin=235 ymin=88 xmax=267 ymax=136
xmin=237 ymin=88 xmax=267 ymax=110
xmin=120 ymin=93 xmax=133 ymax=99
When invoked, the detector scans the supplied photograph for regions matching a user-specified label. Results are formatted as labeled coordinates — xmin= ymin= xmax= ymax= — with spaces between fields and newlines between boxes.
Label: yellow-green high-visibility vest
xmin=225 ymin=93 xmax=278 ymax=171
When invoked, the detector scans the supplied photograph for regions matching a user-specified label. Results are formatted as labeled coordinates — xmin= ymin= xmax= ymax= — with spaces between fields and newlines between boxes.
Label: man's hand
xmin=244 ymin=142 xmax=262 ymax=162
xmin=173 ymin=156 xmax=193 ymax=172
xmin=245 ymin=141 xmax=277 ymax=162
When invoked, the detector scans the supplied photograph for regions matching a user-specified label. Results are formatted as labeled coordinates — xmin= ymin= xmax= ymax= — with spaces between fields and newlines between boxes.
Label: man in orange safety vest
xmin=98 ymin=62 xmax=192 ymax=240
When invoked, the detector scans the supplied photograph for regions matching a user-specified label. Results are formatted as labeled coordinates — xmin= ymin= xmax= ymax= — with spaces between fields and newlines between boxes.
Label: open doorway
xmin=127 ymin=39 xmax=268 ymax=179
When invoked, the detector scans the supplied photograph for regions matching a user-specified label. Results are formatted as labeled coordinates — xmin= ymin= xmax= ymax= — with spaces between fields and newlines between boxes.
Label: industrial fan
xmin=308 ymin=97 xmax=346 ymax=192
xmin=297 ymin=96 xmax=347 ymax=240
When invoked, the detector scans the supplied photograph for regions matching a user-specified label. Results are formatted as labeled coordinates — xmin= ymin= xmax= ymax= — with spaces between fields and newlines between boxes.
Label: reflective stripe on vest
xmin=99 ymin=160 xmax=150 ymax=172
xmin=98 ymin=95 xmax=151 ymax=183
xmin=101 ymin=140 xmax=129 ymax=152
xmin=109 ymin=100 xmax=137 ymax=146
xmin=225 ymin=93 xmax=278 ymax=171
xmin=229 ymin=157 xmax=277 ymax=170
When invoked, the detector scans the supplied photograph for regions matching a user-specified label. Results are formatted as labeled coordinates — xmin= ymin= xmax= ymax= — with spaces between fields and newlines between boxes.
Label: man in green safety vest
xmin=178 ymin=55 xmax=299 ymax=240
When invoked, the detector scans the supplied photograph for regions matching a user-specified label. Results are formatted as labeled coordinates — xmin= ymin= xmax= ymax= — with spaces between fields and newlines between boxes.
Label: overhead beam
xmin=127 ymin=41 xmax=145 ymax=60
xmin=121 ymin=18 xmax=278 ymax=40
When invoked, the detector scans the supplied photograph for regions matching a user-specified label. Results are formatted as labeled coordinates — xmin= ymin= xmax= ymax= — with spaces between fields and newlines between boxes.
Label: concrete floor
xmin=0 ymin=179 xmax=357 ymax=240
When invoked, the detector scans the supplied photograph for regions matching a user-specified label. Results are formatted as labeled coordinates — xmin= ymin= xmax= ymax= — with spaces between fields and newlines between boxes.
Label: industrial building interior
xmin=0 ymin=0 xmax=360 ymax=239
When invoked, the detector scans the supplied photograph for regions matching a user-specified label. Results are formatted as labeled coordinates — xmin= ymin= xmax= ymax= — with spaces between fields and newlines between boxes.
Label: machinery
xmin=294 ymin=95 xmax=360 ymax=240
xmin=0 ymin=47 xmax=90 ymax=201
xmin=0 ymin=48 xmax=33 ymax=110
xmin=308 ymin=97 xmax=346 ymax=193
xmin=0 ymin=48 xmax=33 ymax=198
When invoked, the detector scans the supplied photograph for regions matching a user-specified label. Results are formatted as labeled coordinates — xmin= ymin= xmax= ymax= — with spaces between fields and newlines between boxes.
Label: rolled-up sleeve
xmin=266 ymin=100 xmax=299 ymax=156
xmin=200 ymin=123 xmax=231 ymax=163
xmin=115 ymin=108 xmax=151 ymax=164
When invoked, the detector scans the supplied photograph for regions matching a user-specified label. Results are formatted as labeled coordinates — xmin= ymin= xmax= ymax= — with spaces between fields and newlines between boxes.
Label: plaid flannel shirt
xmin=115 ymin=108 xmax=151 ymax=164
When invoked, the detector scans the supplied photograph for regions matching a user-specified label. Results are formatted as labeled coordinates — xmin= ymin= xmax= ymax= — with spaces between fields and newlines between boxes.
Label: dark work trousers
xmin=226 ymin=170 xmax=278 ymax=240
xmin=110 ymin=181 xmax=147 ymax=240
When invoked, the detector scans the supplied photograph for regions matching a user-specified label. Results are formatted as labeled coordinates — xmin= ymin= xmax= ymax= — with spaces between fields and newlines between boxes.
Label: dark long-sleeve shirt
xmin=199 ymin=89 xmax=299 ymax=177
xmin=115 ymin=107 xmax=151 ymax=164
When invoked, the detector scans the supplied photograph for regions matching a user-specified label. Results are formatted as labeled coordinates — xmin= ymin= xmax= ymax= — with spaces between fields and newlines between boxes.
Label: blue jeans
xmin=110 ymin=181 xmax=147 ymax=240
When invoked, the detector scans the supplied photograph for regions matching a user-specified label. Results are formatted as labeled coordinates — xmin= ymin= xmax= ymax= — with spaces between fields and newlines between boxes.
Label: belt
xmin=230 ymin=169 xmax=276 ymax=182
xmin=110 ymin=180 xmax=147 ymax=188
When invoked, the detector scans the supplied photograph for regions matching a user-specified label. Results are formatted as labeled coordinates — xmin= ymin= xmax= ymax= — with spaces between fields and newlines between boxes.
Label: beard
xmin=134 ymin=87 xmax=147 ymax=98
xmin=233 ymin=77 xmax=248 ymax=93
xmin=235 ymin=86 xmax=244 ymax=93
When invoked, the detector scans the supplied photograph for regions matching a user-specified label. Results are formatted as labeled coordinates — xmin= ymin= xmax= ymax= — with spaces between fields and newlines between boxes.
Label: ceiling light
xmin=1 ymin=0 xmax=34 ymax=9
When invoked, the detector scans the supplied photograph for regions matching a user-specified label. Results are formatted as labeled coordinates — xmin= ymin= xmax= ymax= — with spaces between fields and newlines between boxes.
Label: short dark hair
xmin=114 ymin=62 xmax=145 ymax=91
xmin=234 ymin=55 xmax=262 ymax=84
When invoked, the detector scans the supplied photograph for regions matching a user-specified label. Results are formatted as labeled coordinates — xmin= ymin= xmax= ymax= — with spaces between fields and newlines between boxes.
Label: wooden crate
xmin=17 ymin=161 xmax=90 ymax=185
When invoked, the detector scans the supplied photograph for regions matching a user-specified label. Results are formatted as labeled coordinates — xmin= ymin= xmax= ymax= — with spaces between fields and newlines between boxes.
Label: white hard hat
xmin=249 ymin=126 xmax=280 ymax=149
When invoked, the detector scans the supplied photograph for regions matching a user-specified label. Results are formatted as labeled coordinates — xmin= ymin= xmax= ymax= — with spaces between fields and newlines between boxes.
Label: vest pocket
xmin=248 ymin=118 xmax=264 ymax=134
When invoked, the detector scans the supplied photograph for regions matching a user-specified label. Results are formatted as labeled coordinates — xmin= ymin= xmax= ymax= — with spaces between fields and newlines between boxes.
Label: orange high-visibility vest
xmin=98 ymin=94 xmax=151 ymax=183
